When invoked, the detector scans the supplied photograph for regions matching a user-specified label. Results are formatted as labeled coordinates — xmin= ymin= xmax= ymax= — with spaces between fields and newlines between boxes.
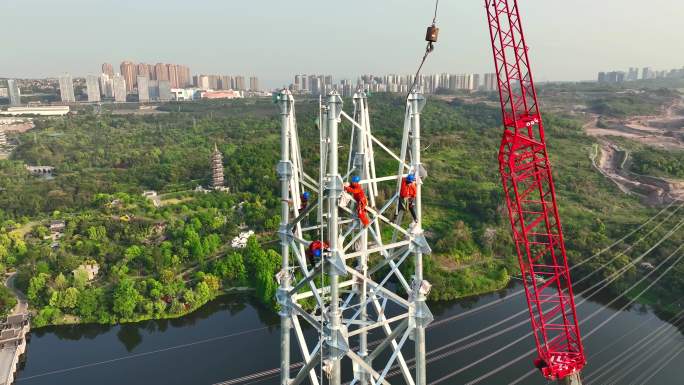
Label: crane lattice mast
xmin=485 ymin=1 xmax=586 ymax=383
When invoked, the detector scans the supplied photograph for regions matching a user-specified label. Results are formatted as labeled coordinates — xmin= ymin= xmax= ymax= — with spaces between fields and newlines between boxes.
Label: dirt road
xmin=585 ymin=98 xmax=684 ymax=205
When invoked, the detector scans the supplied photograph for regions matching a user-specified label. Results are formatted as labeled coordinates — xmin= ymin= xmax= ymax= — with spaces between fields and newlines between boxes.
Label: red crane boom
xmin=484 ymin=0 xmax=586 ymax=380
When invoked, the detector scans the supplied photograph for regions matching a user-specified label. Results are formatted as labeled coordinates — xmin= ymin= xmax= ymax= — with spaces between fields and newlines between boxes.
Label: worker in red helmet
xmin=399 ymin=174 xmax=418 ymax=222
xmin=306 ymin=240 xmax=329 ymax=266
xmin=344 ymin=176 xmax=370 ymax=227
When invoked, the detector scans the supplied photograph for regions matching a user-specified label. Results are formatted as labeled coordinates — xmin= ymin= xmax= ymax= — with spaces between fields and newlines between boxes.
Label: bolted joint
xmin=326 ymin=175 xmax=344 ymax=198
xmin=408 ymin=91 xmax=427 ymax=113
xmin=275 ymin=288 xmax=291 ymax=316
xmin=277 ymin=224 xmax=294 ymax=244
xmin=409 ymin=300 xmax=434 ymax=330
xmin=276 ymin=160 xmax=292 ymax=180
xmin=409 ymin=231 xmax=432 ymax=255
xmin=324 ymin=323 xmax=349 ymax=361
xmin=326 ymin=249 xmax=348 ymax=277
xmin=352 ymin=357 xmax=373 ymax=384
xmin=353 ymin=153 xmax=366 ymax=172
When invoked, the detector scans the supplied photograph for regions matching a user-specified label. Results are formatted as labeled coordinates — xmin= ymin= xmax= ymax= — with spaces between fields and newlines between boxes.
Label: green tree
xmin=112 ymin=278 xmax=142 ymax=319
xmin=27 ymin=273 xmax=49 ymax=305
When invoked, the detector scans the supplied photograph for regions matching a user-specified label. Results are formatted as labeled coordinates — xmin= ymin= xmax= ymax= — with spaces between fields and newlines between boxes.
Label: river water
xmin=14 ymin=282 xmax=684 ymax=385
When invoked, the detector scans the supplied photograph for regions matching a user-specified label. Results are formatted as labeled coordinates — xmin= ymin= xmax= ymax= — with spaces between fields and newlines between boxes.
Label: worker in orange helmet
xmin=399 ymin=174 xmax=418 ymax=222
xmin=306 ymin=240 xmax=329 ymax=267
xmin=344 ymin=175 xmax=370 ymax=227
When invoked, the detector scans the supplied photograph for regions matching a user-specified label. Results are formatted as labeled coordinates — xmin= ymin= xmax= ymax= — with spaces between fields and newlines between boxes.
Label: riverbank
xmin=33 ymin=286 xmax=254 ymax=329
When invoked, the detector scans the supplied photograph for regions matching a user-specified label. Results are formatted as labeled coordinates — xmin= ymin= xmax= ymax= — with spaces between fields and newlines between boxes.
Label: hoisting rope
xmin=407 ymin=0 xmax=440 ymax=98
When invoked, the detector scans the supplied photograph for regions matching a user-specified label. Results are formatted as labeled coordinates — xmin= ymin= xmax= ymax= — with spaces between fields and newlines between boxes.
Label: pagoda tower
xmin=211 ymin=143 xmax=224 ymax=189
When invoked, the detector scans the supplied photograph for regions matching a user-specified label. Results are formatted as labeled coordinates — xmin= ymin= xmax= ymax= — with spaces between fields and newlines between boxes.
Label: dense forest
xmin=1 ymin=89 xmax=682 ymax=326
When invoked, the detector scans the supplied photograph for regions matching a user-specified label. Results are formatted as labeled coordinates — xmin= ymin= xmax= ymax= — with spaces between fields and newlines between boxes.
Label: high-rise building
xmin=220 ymin=75 xmax=233 ymax=90
xmin=154 ymin=63 xmax=169 ymax=81
xmin=58 ymin=74 xmax=76 ymax=102
xmin=120 ymin=61 xmax=137 ymax=92
xmin=86 ymin=75 xmax=101 ymax=102
xmin=208 ymin=75 xmax=220 ymax=90
xmin=137 ymin=76 xmax=150 ymax=102
xmin=642 ymin=67 xmax=653 ymax=80
xmin=598 ymin=72 xmax=607 ymax=83
xmin=112 ymin=74 xmax=127 ymax=102
xmin=198 ymin=75 xmax=210 ymax=90
xmin=158 ymin=80 xmax=171 ymax=101
xmin=249 ymin=76 xmax=259 ymax=91
xmin=211 ymin=143 xmax=224 ymax=189
xmin=178 ymin=65 xmax=191 ymax=87
xmin=627 ymin=67 xmax=639 ymax=81
xmin=167 ymin=64 xmax=179 ymax=88
xmin=102 ymin=63 xmax=114 ymax=77
xmin=148 ymin=80 xmax=159 ymax=100
xmin=7 ymin=79 xmax=21 ymax=106
xmin=234 ymin=76 xmax=245 ymax=91
xmin=294 ymin=74 xmax=302 ymax=91
xmin=472 ymin=74 xmax=481 ymax=90
xmin=310 ymin=76 xmax=321 ymax=95
xmin=137 ymin=63 xmax=151 ymax=79
xmin=483 ymin=73 xmax=497 ymax=91
xmin=99 ymin=74 xmax=113 ymax=98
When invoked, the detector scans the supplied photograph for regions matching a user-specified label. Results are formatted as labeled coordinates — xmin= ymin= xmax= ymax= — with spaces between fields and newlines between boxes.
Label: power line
xmin=631 ymin=345 xmax=684 ymax=385
xmin=17 ymin=326 xmax=269 ymax=382
xmin=417 ymin=219 xmax=684 ymax=384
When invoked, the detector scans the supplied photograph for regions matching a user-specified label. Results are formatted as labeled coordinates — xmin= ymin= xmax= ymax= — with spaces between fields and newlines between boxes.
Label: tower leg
xmin=326 ymin=92 xmax=344 ymax=385
xmin=560 ymin=372 xmax=583 ymax=385
xmin=277 ymin=90 xmax=293 ymax=385
xmin=409 ymin=91 xmax=430 ymax=385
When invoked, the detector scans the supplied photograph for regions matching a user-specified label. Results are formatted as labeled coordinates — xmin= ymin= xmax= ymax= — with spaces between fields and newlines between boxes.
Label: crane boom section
xmin=484 ymin=0 xmax=586 ymax=380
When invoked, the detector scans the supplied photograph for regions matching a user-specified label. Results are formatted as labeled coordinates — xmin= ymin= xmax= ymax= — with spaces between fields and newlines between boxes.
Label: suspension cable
xmin=406 ymin=0 xmax=440 ymax=98
xmin=631 ymin=345 xmax=684 ymax=385
xmin=386 ymin=217 xmax=684 ymax=383
xmin=454 ymin=242 xmax=684 ymax=385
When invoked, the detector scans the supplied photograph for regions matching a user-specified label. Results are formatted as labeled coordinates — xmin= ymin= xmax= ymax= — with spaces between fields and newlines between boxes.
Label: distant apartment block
xmin=112 ymin=74 xmax=127 ymax=102
xmin=6 ymin=79 xmax=21 ymax=106
xmin=158 ymin=80 xmax=171 ymax=101
xmin=598 ymin=70 xmax=627 ymax=83
xmin=86 ymin=75 xmax=101 ymax=102
xmin=120 ymin=61 xmax=137 ymax=92
xmin=137 ymin=76 xmax=150 ymax=102
xmin=101 ymin=63 xmax=114 ymax=77
xmin=234 ymin=76 xmax=245 ymax=91
xmin=99 ymin=74 xmax=113 ymax=98
xmin=58 ymin=74 xmax=76 ymax=102
xmin=249 ymin=76 xmax=259 ymax=91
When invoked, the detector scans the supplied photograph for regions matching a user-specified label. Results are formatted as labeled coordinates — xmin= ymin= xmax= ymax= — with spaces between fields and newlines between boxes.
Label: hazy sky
xmin=1 ymin=0 xmax=683 ymax=87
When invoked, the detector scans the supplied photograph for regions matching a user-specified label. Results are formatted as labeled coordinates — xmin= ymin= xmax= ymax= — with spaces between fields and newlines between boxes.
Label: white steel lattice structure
xmin=276 ymin=89 xmax=433 ymax=385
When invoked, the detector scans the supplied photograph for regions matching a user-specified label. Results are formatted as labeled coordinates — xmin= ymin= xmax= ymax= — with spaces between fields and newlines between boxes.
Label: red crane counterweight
xmin=484 ymin=0 xmax=586 ymax=381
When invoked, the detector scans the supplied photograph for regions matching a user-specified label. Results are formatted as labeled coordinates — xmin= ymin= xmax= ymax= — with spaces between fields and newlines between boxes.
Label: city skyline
xmin=1 ymin=0 xmax=683 ymax=88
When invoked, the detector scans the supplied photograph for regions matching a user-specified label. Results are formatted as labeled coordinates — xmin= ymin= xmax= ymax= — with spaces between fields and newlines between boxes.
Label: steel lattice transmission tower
xmin=485 ymin=0 xmax=585 ymax=383
xmin=276 ymin=89 xmax=433 ymax=385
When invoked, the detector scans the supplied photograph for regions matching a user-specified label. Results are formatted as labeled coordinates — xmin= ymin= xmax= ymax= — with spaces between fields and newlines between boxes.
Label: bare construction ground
xmin=586 ymin=98 xmax=684 ymax=204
